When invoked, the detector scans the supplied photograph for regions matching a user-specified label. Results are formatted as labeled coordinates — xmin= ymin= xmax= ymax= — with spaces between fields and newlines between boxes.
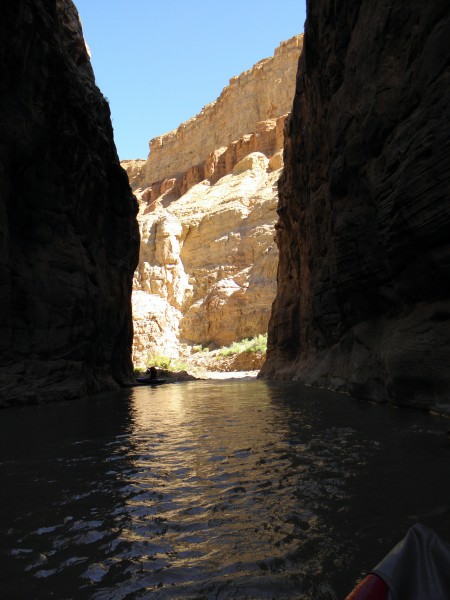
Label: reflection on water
xmin=0 ymin=380 xmax=450 ymax=599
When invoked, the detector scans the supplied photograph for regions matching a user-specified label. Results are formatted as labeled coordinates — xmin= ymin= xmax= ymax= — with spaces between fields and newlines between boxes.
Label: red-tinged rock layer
xmin=0 ymin=0 xmax=139 ymax=406
xmin=137 ymin=115 xmax=289 ymax=208
xmin=140 ymin=36 xmax=302 ymax=187
xmin=261 ymin=0 xmax=450 ymax=413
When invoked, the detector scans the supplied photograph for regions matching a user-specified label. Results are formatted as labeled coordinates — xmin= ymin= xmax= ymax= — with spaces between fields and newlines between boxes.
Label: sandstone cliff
xmin=0 ymin=0 xmax=139 ymax=406
xmin=126 ymin=37 xmax=303 ymax=367
xmin=261 ymin=0 xmax=450 ymax=413
xmin=140 ymin=36 xmax=302 ymax=188
xmin=131 ymin=150 xmax=281 ymax=366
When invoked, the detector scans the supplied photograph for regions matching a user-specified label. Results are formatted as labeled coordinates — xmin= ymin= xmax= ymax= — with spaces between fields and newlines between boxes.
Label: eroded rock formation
xmin=131 ymin=150 xmax=281 ymax=366
xmin=0 ymin=0 xmax=139 ymax=406
xmin=141 ymin=36 xmax=302 ymax=187
xmin=261 ymin=0 xmax=450 ymax=413
xmin=126 ymin=37 xmax=302 ymax=366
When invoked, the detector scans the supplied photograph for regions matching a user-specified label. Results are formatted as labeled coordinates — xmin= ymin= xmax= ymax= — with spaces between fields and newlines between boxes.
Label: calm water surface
xmin=1 ymin=380 xmax=450 ymax=599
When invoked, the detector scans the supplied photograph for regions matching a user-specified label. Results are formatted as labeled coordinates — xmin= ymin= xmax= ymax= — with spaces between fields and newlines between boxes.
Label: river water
xmin=1 ymin=380 xmax=450 ymax=599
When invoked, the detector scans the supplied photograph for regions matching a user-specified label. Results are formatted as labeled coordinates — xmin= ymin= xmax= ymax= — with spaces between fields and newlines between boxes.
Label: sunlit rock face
xmin=125 ymin=36 xmax=303 ymax=366
xmin=141 ymin=36 xmax=303 ymax=186
xmin=130 ymin=151 xmax=280 ymax=366
xmin=261 ymin=0 xmax=450 ymax=412
xmin=0 ymin=0 xmax=139 ymax=406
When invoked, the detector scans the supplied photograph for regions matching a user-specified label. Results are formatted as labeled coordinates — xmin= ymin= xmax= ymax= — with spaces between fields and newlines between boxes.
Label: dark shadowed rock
xmin=261 ymin=0 xmax=450 ymax=412
xmin=0 ymin=0 xmax=139 ymax=406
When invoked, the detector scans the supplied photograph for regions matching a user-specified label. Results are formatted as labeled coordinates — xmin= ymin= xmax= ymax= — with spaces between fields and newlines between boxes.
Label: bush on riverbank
xmin=137 ymin=335 xmax=267 ymax=376
xmin=145 ymin=354 xmax=189 ymax=373
xmin=183 ymin=335 xmax=267 ymax=374
xmin=218 ymin=334 xmax=267 ymax=357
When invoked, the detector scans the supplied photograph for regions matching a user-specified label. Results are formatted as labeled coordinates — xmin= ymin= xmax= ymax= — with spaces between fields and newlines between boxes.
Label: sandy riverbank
xmin=199 ymin=370 xmax=259 ymax=380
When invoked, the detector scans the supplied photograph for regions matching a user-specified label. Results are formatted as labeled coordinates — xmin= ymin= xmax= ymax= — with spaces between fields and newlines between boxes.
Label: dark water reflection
xmin=1 ymin=380 xmax=450 ymax=599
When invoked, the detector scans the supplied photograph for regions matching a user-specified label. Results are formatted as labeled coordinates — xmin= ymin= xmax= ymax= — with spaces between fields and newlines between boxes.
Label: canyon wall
xmin=0 ymin=0 xmax=139 ymax=406
xmin=131 ymin=150 xmax=281 ymax=366
xmin=261 ymin=0 xmax=450 ymax=413
xmin=126 ymin=37 xmax=303 ymax=366
xmin=139 ymin=35 xmax=302 ymax=189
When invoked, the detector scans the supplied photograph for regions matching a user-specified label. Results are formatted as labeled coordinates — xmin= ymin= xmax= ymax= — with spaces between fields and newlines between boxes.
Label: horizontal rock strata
xmin=0 ymin=0 xmax=139 ymax=406
xmin=140 ymin=35 xmax=302 ymax=188
xmin=140 ymin=115 xmax=287 ymax=207
xmin=260 ymin=0 xmax=450 ymax=413
xmin=125 ymin=36 xmax=303 ymax=367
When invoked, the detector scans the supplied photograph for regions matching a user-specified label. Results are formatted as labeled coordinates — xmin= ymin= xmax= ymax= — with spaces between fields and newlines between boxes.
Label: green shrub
xmin=146 ymin=355 xmax=172 ymax=370
xmin=192 ymin=344 xmax=208 ymax=354
xmin=250 ymin=333 xmax=268 ymax=353
xmin=146 ymin=355 xmax=189 ymax=372
xmin=218 ymin=334 xmax=267 ymax=356
xmin=170 ymin=358 xmax=189 ymax=372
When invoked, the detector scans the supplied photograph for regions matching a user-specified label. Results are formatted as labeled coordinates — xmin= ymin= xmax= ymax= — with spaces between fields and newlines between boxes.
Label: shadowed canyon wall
xmin=124 ymin=37 xmax=302 ymax=366
xmin=0 ymin=0 xmax=139 ymax=406
xmin=261 ymin=0 xmax=450 ymax=413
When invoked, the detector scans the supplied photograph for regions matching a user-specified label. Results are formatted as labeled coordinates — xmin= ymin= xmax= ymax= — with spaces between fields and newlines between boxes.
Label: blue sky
xmin=74 ymin=1 xmax=306 ymax=160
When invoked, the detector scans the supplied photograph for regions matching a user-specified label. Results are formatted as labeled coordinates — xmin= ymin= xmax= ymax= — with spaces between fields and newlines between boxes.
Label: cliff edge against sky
xmin=261 ymin=0 xmax=450 ymax=413
xmin=140 ymin=36 xmax=302 ymax=187
xmin=125 ymin=37 xmax=302 ymax=365
xmin=0 ymin=0 xmax=139 ymax=406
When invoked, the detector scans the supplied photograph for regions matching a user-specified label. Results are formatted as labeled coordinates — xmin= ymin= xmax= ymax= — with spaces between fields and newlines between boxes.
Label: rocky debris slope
xmin=0 ymin=0 xmax=139 ymax=406
xmin=184 ymin=349 xmax=265 ymax=374
xmin=261 ymin=0 xmax=450 ymax=413
xmin=126 ymin=37 xmax=303 ymax=367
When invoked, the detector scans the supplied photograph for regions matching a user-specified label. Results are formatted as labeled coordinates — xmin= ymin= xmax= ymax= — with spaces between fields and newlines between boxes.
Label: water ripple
xmin=1 ymin=381 xmax=450 ymax=598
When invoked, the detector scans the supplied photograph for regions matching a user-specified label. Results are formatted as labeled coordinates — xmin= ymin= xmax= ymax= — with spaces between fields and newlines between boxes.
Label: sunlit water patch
xmin=1 ymin=380 xmax=450 ymax=599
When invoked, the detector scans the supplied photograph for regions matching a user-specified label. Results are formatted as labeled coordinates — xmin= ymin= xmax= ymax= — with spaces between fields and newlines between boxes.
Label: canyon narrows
xmin=1 ymin=2 xmax=450 ymax=596
xmin=1 ymin=0 xmax=448 ymax=416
